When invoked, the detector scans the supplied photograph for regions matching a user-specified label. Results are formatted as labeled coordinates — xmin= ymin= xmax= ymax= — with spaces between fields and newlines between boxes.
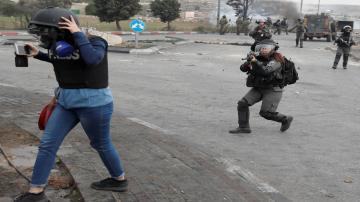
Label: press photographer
xmin=14 ymin=7 xmax=128 ymax=202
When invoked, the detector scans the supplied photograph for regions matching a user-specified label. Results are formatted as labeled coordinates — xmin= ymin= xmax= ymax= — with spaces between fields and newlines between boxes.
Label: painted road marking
xmin=0 ymin=83 xmax=16 ymax=88
xmin=219 ymin=158 xmax=280 ymax=193
xmin=127 ymin=117 xmax=171 ymax=134
xmin=127 ymin=117 xmax=279 ymax=194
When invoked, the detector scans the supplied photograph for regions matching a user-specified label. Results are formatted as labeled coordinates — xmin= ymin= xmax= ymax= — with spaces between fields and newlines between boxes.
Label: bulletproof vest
xmin=338 ymin=33 xmax=353 ymax=47
xmin=296 ymin=23 xmax=305 ymax=32
xmin=51 ymin=36 xmax=108 ymax=89
xmin=246 ymin=56 xmax=282 ymax=88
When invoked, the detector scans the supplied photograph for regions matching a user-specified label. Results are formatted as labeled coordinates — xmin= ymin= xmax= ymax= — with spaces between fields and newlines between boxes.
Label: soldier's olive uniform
xmin=230 ymin=54 xmax=292 ymax=133
xmin=236 ymin=17 xmax=243 ymax=35
xmin=289 ymin=21 xmax=306 ymax=48
xmin=333 ymin=32 xmax=355 ymax=69
xmin=243 ymin=18 xmax=250 ymax=35
xmin=219 ymin=16 xmax=228 ymax=35
xmin=273 ymin=20 xmax=281 ymax=35
xmin=281 ymin=19 xmax=288 ymax=35
xmin=249 ymin=25 xmax=272 ymax=51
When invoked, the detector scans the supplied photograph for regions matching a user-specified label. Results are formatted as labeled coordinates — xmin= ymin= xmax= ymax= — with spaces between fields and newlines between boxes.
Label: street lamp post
xmin=317 ymin=0 xmax=321 ymax=15
xmin=300 ymin=0 xmax=303 ymax=14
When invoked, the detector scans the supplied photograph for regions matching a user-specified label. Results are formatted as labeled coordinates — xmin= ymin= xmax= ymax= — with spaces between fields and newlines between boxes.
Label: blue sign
xmin=130 ymin=20 xmax=145 ymax=33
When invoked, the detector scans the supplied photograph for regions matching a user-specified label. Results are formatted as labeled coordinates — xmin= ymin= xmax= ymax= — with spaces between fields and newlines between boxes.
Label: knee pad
xmin=237 ymin=99 xmax=249 ymax=110
xmin=259 ymin=110 xmax=275 ymax=120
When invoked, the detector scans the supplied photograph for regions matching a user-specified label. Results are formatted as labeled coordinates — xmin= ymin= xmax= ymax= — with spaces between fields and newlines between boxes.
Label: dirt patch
xmin=0 ymin=119 xmax=83 ymax=201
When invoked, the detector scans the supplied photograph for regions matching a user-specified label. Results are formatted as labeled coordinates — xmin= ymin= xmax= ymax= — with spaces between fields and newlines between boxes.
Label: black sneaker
xmin=280 ymin=116 xmax=293 ymax=132
xmin=91 ymin=178 xmax=128 ymax=192
xmin=14 ymin=192 xmax=49 ymax=202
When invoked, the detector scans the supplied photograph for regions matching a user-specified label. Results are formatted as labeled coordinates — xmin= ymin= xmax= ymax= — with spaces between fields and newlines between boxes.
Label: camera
xmin=14 ymin=42 xmax=30 ymax=67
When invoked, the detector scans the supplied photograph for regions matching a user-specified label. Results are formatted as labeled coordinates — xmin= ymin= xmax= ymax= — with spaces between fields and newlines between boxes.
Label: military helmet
xmin=255 ymin=39 xmax=279 ymax=52
xmin=342 ymin=25 xmax=352 ymax=32
xmin=29 ymin=7 xmax=79 ymax=28
xmin=27 ymin=7 xmax=79 ymax=49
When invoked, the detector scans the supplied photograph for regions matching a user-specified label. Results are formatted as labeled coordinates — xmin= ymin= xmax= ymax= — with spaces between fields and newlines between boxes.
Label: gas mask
xmin=28 ymin=24 xmax=75 ymax=57
xmin=27 ymin=7 xmax=79 ymax=58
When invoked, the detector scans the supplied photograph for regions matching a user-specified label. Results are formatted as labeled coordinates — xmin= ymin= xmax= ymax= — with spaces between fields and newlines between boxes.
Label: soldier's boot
xmin=343 ymin=54 xmax=349 ymax=69
xmin=229 ymin=100 xmax=251 ymax=134
xmin=300 ymin=39 xmax=303 ymax=48
xmin=259 ymin=111 xmax=293 ymax=132
xmin=295 ymin=38 xmax=299 ymax=47
xmin=332 ymin=53 xmax=341 ymax=69
xmin=280 ymin=116 xmax=293 ymax=132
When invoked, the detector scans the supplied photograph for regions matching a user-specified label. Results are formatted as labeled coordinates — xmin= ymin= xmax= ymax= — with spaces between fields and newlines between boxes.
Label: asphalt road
xmin=1 ymin=33 xmax=360 ymax=202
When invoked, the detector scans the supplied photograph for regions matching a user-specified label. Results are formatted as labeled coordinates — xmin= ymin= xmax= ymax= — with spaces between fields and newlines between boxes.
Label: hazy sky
xmin=289 ymin=0 xmax=360 ymax=5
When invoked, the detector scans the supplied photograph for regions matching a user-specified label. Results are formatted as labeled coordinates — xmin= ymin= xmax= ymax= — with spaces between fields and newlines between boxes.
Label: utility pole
xmin=300 ymin=0 xmax=303 ymax=14
xmin=317 ymin=0 xmax=321 ymax=15
xmin=217 ymin=0 xmax=221 ymax=27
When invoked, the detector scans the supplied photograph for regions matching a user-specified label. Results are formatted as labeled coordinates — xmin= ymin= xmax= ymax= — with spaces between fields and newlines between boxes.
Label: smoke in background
xmin=208 ymin=0 xmax=300 ymax=25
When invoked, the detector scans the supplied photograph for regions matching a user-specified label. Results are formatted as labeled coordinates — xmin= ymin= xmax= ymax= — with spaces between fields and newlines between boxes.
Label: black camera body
xmin=14 ymin=42 xmax=30 ymax=67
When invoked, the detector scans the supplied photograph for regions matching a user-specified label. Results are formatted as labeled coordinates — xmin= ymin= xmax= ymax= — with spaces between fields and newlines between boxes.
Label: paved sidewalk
xmin=0 ymin=85 xmax=290 ymax=201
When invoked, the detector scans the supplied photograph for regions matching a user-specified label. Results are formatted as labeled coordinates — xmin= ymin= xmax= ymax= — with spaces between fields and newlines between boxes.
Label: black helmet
xmin=28 ymin=7 xmax=79 ymax=49
xmin=29 ymin=7 xmax=79 ymax=28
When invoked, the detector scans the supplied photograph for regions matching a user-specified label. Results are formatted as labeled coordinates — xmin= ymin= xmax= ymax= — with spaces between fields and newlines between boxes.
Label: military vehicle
xmin=303 ymin=13 xmax=336 ymax=42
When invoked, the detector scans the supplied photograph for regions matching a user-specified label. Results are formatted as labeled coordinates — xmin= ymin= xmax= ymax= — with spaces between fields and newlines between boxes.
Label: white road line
xmin=127 ymin=117 xmax=170 ymax=134
xmin=218 ymin=158 xmax=280 ymax=193
xmin=0 ymin=83 xmax=16 ymax=88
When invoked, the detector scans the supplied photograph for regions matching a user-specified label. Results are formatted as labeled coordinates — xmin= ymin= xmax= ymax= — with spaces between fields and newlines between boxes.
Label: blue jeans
xmin=31 ymin=102 xmax=124 ymax=187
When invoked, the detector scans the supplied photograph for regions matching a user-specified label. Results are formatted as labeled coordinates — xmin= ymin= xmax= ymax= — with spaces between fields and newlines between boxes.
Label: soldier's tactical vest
xmin=246 ymin=58 xmax=283 ymax=88
xmin=51 ymin=36 xmax=108 ymax=89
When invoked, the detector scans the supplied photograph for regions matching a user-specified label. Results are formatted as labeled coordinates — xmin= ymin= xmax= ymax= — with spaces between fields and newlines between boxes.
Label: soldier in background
xmin=289 ymin=18 xmax=306 ymax=48
xmin=249 ymin=19 xmax=272 ymax=51
xmin=332 ymin=25 xmax=356 ymax=69
xmin=219 ymin=15 xmax=228 ymax=35
xmin=236 ymin=16 xmax=243 ymax=35
xmin=243 ymin=18 xmax=251 ymax=36
xmin=273 ymin=19 xmax=281 ymax=35
xmin=281 ymin=17 xmax=288 ymax=35
xmin=236 ymin=16 xmax=244 ymax=35
xmin=266 ymin=17 xmax=273 ymax=30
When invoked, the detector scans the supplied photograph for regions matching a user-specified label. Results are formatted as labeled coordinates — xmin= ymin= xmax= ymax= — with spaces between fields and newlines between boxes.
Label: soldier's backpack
xmin=280 ymin=57 xmax=299 ymax=87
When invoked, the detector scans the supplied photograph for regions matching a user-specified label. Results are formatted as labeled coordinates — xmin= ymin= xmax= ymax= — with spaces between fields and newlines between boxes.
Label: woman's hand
xmin=25 ymin=43 xmax=39 ymax=57
xmin=58 ymin=16 xmax=81 ymax=33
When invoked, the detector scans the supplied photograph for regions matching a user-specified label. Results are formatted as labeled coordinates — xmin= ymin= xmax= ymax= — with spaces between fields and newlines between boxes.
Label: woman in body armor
xmin=332 ymin=25 xmax=356 ymax=69
xmin=15 ymin=8 xmax=127 ymax=202
xmin=229 ymin=39 xmax=293 ymax=134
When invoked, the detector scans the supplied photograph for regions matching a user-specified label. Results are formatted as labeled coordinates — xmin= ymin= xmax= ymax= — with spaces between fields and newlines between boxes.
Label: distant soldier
xmin=330 ymin=21 xmax=337 ymax=41
xmin=219 ymin=15 xmax=228 ymax=35
xmin=236 ymin=16 xmax=243 ymax=35
xmin=266 ymin=17 xmax=273 ymax=29
xmin=280 ymin=17 xmax=288 ymax=35
xmin=243 ymin=18 xmax=251 ymax=36
xmin=273 ymin=19 xmax=281 ymax=35
xmin=249 ymin=19 xmax=272 ymax=51
xmin=289 ymin=18 xmax=307 ymax=48
xmin=332 ymin=25 xmax=356 ymax=69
